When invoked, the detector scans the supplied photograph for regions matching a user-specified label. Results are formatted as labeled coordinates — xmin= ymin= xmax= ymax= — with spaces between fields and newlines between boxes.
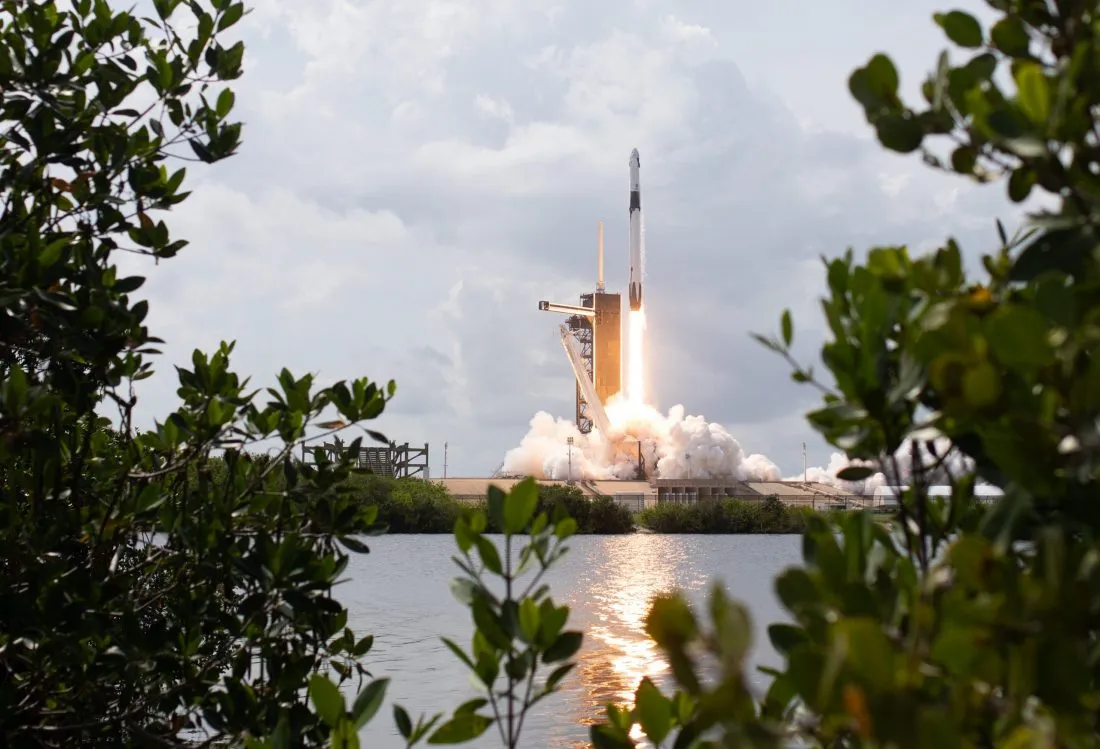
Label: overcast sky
xmin=125 ymin=0 xmax=1025 ymax=477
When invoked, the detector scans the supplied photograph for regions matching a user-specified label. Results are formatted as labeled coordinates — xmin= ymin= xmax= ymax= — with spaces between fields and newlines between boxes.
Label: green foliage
xmin=355 ymin=477 xmax=634 ymax=534
xmin=0 ymin=3 xmax=403 ymax=746
xmin=393 ymin=478 xmax=584 ymax=748
xmin=591 ymin=2 xmax=1100 ymax=747
xmin=528 ymin=483 xmax=635 ymax=534
xmin=351 ymin=475 xmax=466 ymax=533
xmin=638 ymin=496 xmax=816 ymax=534
xmin=0 ymin=3 xmax=591 ymax=748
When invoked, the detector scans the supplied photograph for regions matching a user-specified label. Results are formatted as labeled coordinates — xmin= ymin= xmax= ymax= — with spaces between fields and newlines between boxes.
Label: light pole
xmin=566 ymin=436 xmax=574 ymax=485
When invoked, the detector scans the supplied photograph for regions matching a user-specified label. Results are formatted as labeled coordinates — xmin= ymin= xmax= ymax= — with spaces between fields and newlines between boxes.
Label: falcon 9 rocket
xmin=627 ymin=148 xmax=643 ymax=312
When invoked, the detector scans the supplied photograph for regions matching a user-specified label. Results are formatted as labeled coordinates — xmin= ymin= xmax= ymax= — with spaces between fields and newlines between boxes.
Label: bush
xmin=0 ymin=4 xmax=549 ymax=746
xmin=589 ymin=2 xmax=1100 ymax=747
xmin=637 ymin=496 xmax=814 ymax=534
xmin=527 ymin=484 xmax=635 ymax=534
xmin=349 ymin=475 xmax=466 ymax=533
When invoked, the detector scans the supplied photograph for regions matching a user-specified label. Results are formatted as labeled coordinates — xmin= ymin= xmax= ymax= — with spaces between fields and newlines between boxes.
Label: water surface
xmin=345 ymin=534 xmax=801 ymax=747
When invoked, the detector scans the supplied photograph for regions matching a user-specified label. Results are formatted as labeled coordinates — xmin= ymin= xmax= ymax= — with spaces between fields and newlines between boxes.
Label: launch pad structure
xmin=538 ymin=221 xmax=621 ymax=435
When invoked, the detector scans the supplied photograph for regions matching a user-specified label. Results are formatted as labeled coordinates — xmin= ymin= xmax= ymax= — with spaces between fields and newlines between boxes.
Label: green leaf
xmin=590 ymin=723 xmax=635 ymax=749
xmin=645 ymin=593 xmax=698 ymax=648
xmin=751 ymin=332 xmax=784 ymax=354
xmin=427 ymin=712 xmax=493 ymax=744
xmin=876 ymin=114 xmax=924 ymax=153
xmin=217 ymin=3 xmax=245 ymax=32
xmin=503 ymin=477 xmax=538 ymax=534
xmin=934 ymin=10 xmax=983 ymax=48
xmin=762 ymin=672 xmax=798 ymax=717
xmin=709 ymin=584 xmax=753 ymax=666
xmin=834 ymin=618 xmax=896 ymax=690
xmin=338 ymin=535 xmax=370 ymax=554
xmin=1008 ymin=167 xmax=1036 ymax=203
xmin=950 ymin=144 xmax=977 ymax=175
xmin=836 ymin=464 xmax=874 ymax=482
xmin=471 ymin=596 xmax=512 ymax=650
xmin=449 ymin=577 xmax=477 ymax=606
xmin=768 ymin=623 xmax=808 ymax=656
xmin=113 ymin=275 xmax=146 ymax=293
xmin=544 ymin=662 xmax=575 ymax=692
xmin=962 ymin=361 xmax=1002 ymax=408
xmin=780 ymin=309 xmax=793 ymax=347
xmin=486 ymin=485 xmax=506 ymax=531
xmin=309 ymin=674 xmax=344 ymax=727
xmin=543 ymin=631 xmax=583 ymax=662
xmin=39 ymin=238 xmax=67 ymax=267
xmin=774 ymin=569 xmax=820 ymax=614
xmin=554 ymin=516 xmax=578 ymax=539
xmin=865 ymin=53 xmax=899 ymax=98
xmin=394 ymin=705 xmax=413 ymax=738
xmin=474 ymin=536 xmax=503 ymax=575
xmin=1010 ymin=226 xmax=1095 ymax=282
xmin=352 ymin=678 xmax=389 ymax=729
xmin=518 ymin=598 xmax=540 ymax=643
xmin=441 ymin=637 xmax=475 ymax=670
xmin=188 ymin=137 xmax=216 ymax=163
xmin=985 ymin=304 xmax=1053 ymax=368
xmin=991 ymin=16 xmax=1031 ymax=57
xmin=539 ymin=602 xmax=569 ymax=644
xmin=634 ymin=677 xmax=672 ymax=745
xmin=453 ymin=517 xmax=475 ymax=552
xmin=216 ymin=87 xmax=236 ymax=117
xmin=1014 ymin=62 xmax=1050 ymax=125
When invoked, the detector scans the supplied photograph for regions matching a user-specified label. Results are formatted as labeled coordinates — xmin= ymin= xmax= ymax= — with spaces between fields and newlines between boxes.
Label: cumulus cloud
xmin=121 ymin=0 xmax=1023 ymax=477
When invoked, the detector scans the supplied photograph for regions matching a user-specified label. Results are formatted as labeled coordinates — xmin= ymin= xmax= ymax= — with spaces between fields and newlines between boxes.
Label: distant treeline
xmin=638 ymin=496 xmax=817 ymax=534
xmin=344 ymin=473 xmax=636 ymax=535
xmin=196 ymin=455 xmax=869 ymax=534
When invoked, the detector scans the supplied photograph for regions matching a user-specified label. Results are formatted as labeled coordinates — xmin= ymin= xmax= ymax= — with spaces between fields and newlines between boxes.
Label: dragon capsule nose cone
xmin=629 ymin=149 xmax=640 ymax=168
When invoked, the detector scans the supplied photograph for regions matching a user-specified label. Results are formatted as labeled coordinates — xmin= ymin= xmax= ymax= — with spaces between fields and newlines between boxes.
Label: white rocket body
xmin=627 ymin=148 xmax=643 ymax=312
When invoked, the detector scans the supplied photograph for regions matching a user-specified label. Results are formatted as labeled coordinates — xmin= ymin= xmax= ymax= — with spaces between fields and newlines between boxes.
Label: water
xmin=344 ymin=534 xmax=802 ymax=747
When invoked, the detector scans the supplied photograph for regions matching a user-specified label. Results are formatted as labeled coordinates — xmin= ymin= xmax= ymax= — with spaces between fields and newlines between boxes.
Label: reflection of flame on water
xmin=565 ymin=537 xmax=700 ymax=744
xmin=587 ymin=584 xmax=668 ymax=704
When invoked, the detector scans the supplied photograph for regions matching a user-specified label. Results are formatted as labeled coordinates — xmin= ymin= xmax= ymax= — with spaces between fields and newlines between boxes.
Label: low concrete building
xmin=438 ymin=478 xmax=656 ymax=512
xmin=436 ymin=477 xmax=872 ymax=512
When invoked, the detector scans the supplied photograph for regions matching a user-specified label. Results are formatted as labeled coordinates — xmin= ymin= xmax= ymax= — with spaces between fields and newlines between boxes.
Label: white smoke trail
xmin=499 ymin=398 xmax=985 ymax=495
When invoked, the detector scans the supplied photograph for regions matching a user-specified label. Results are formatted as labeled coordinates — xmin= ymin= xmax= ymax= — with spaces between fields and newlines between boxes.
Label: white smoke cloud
xmin=810 ymin=436 xmax=982 ymax=496
xmin=499 ymin=398 xmax=989 ymax=495
xmin=500 ymin=397 xmax=784 ymax=482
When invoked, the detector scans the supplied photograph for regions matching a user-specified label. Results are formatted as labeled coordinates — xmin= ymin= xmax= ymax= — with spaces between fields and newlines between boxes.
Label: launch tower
xmin=538 ymin=222 xmax=621 ymax=434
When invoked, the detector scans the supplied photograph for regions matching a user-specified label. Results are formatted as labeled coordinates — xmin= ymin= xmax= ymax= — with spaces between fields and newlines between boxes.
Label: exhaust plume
xmin=499 ymin=398 xmax=985 ymax=495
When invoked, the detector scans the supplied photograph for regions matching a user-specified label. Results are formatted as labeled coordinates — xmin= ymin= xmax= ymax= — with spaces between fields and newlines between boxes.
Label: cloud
xmin=121 ymin=0 xmax=1024 ymax=476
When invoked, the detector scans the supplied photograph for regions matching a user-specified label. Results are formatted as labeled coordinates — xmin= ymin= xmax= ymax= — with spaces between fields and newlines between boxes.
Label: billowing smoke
xmin=499 ymin=398 xmax=986 ymax=495
xmin=499 ymin=399 xmax=782 ymax=482
xmin=804 ymin=440 xmax=979 ymax=496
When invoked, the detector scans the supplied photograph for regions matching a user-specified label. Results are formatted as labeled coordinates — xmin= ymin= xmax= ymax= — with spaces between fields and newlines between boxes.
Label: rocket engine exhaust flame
xmin=626 ymin=309 xmax=645 ymax=405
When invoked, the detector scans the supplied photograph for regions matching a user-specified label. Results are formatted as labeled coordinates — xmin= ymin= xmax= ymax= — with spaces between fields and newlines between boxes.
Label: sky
xmin=123 ymin=0 xmax=1027 ymax=477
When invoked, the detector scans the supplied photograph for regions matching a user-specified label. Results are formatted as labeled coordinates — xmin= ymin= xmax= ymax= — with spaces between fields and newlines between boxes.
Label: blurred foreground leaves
xmin=592 ymin=1 xmax=1100 ymax=747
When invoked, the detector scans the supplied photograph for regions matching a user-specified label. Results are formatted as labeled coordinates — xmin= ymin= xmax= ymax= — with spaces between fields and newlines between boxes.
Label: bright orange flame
xmin=626 ymin=309 xmax=645 ymax=404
